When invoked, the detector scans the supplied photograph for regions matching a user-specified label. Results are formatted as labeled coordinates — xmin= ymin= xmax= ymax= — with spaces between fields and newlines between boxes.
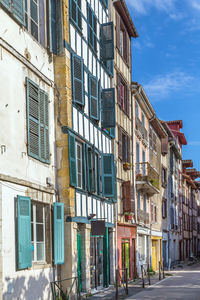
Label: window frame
xmin=76 ymin=141 xmax=83 ymax=189
xmin=70 ymin=0 xmax=82 ymax=31
xmin=87 ymin=3 xmax=97 ymax=55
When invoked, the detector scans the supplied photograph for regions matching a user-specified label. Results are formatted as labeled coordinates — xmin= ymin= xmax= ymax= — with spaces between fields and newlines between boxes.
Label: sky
xmin=125 ymin=0 xmax=200 ymax=170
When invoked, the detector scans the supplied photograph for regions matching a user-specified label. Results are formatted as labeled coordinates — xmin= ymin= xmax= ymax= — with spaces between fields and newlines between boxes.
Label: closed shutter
xmin=86 ymin=145 xmax=95 ymax=193
xmin=161 ymin=137 xmax=168 ymax=155
xmin=127 ymin=32 xmax=130 ymax=67
xmin=17 ymin=195 xmax=32 ymax=270
xmin=100 ymin=22 xmax=114 ymax=61
xmin=102 ymin=154 xmax=114 ymax=197
xmin=113 ymin=163 xmax=117 ymax=203
xmin=123 ymin=29 xmax=128 ymax=62
xmin=126 ymin=86 xmax=130 ymax=117
xmin=72 ymin=54 xmax=84 ymax=105
xmin=118 ymin=126 xmax=122 ymax=160
xmin=68 ymin=131 xmax=77 ymax=187
xmin=27 ymin=78 xmax=40 ymax=160
xmin=12 ymin=0 xmax=24 ymax=24
xmin=116 ymin=10 xmax=120 ymax=50
xmin=0 ymin=0 xmax=11 ymax=10
xmin=117 ymin=74 xmax=121 ymax=105
xmin=89 ymin=75 xmax=99 ymax=120
xmin=127 ymin=135 xmax=130 ymax=163
xmin=54 ymin=203 xmax=64 ymax=264
xmin=102 ymin=88 xmax=115 ymax=129
xmin=39 ymin=90 xmax=49 ymax=162
xmin=123 ymin=181 xmax=131 ymax=212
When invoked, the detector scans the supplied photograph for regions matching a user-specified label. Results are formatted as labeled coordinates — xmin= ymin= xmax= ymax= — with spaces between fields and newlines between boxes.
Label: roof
xmin=166 ymin=120 xmax=183 ymax=128
xmin=114 ymin=0 xmax=138 ymax=37
xmin=183 ymin=160 xmax=193 ymax=168
xmin=150 ymin=117 xmax=168 ymax=139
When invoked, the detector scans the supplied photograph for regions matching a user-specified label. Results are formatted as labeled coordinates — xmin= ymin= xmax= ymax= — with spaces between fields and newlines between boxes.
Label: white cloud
xmin=191 ymin=0 xmax=200 ymax=10
xmin=125 ymin=0 xmax=175 ymax=15
xmin=143 ymin=71 xmax=194 ymax=100
xmin=188 ymin=141 xmax=200 ymax=146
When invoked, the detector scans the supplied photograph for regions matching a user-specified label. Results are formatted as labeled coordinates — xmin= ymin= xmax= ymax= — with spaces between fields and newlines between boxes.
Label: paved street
xmin=128 ymin=263 xmax=200 ymax=300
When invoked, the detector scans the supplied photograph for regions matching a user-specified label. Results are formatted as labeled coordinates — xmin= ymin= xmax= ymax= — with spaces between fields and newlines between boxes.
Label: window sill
xmin=31 ymin=262 xmax=51 ymax=270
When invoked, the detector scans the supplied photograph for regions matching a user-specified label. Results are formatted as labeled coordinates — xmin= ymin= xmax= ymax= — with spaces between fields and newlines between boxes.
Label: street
xmin=128 ymin=263 xmax=200 ymax=300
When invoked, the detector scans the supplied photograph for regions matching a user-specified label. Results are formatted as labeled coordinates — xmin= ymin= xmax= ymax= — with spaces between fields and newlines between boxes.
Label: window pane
xmin=31 ymin=204 xmax=33 ymax=222
xmin=36 ymin=224 xmax=44 ymax=242
xmin=36 ymin=204 xmax=43 ymax=222
xmin=31 ymin=0 xmax=38 ymax=23
xmin=32 ymin=242 xmax=34 ymax=261
xmin=36 ymin=243 xmax=45 ymax=261
xmin=31 ymin=222 xmax=34 ymax=241
xmin=31 ymin=20 xmax=38 ymax=41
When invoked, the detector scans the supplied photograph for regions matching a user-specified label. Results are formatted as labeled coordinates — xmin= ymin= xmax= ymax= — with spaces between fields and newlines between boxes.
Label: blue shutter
xmin=72 ymin=54 xmax=84 ymax=105
xmin=17 ymin=195 xmax=31 ymax=270
xmin=102 ymin=88 xmax=115 ymax=128
xmin=0 ymin=0 xmax=11 ymax=10
xmin=68 ymin=131 xmax=77 ymax=187
xmin=102 ymin=154 xmax=114 ymax=197
xmin=89 ymin=75 xmax=99 ymax=120
xmin=13 ymin=0 xmax=24 ymax=24
xmin=100 ymin=22 xmax=114 ymax=61
xmin=54 ymin=203 xmax=64 ymax=264
xmin=113 ymin=163 xmax=117 ymax=203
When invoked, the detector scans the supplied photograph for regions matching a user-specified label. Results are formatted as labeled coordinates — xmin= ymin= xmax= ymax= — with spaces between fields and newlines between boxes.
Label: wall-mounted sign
xmin=91 ymin=220 xmax=106 ymax=236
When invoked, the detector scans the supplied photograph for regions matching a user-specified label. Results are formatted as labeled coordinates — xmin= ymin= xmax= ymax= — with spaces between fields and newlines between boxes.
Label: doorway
xmin=77 ymin=231 xmax=82 ymax=292
xmin=122 ymin=239 xmax=130 ymax=280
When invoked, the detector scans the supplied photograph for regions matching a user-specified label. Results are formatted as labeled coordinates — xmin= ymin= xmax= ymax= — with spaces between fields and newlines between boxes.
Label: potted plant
xmin=123 ymin=162 xmax=131 ymax=171
xmin=136 ymin=173 xmax=142 ymax=180
xmin=124 ymin=213 xmax=132 ymax=221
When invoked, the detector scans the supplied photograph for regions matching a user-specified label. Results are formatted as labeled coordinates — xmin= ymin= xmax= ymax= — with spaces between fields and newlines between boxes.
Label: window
xmin=71 ymin=54 xmax=84 ymax=106
xmin=88 ymin=4 xmax=97 ymax=53
xmin=70 ymin=0 xmax=82 ymax=30
xmin=118 ymin=127 xmax=130 ymax=163
xmin=162 ymin=167 xmax=167 ymax=187
xmin=120 ymin=82 xmax=124 ymax=109
xmin=26 ymin=78 xmax=50 ymax=163
xmin=135 ymin=101 xmax=139 ymax=119
xmin=117 ymin=74 xmax=129 ymax=116
xmin=138 ymin=235 xmax=145 ymax=261
xmin=122 ymin=181 xmax=131 ymax=212
xmin=149 ymin=127 xmax=157 ymax=152
xmin=143 ymin=195 xmax=146 ymax=212
xmin=76 ymin=142 xmax=83 ymax=189
xmin=89 ymin=75 xmax=99 ymax=120
xmin=120 ymin=29 xmax=123 ymax=56
xmin=137 ymin=192 xmax=141 ymax=210
xmin=162 ymin=198 xmax=167 ymax=218
xmin=31 ymin=203 xmax=46 ymax=262
xmin=102 ymin=88 xmax=115 ymax=129
xmin=142 ymin=112 xmax=145 ymax=127
xmin=154 ymin=206 xmax=157 ymax=223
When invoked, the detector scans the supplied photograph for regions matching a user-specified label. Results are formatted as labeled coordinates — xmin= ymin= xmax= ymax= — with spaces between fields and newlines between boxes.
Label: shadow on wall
xmin=3 ymin=270 xmax=53 ymax=300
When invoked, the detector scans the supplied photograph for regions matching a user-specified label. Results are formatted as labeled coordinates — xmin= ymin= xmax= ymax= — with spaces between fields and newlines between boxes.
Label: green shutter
xmin=100 ymin=22 xmax=114 ymax=61
xmin=68 ymin=132 xmax=77 ymax=187
xmin=102 ymin=154 xmax=114 ymax=197
xmin=26 ymin=78 xmax=40 ymax=160
xmin=102 ymin=88 xmax=115 ymax=129
xmin=39 ymin=90 xmax=50 ymax=163
xmin=72 ymin=54 xmax=84 ymax=105
xmin=103 ymin=227 xmax=110 ymax=287
xmin=86 ymin=145 xmax=95 ymax=192
xmin=54 ymin=203 xmax=64 ymax=264
xmin=13 ymin=0 xmax=24 ymax=24
xmin=17 ymin=195 xmax=32 ymax=270
xmin=113 ymin=163 xmax=117 ymax=203
xmin=89 ymin=75 xmax=99 ymax=120
xmin=0 ymin=0 xmax=11 ymax=10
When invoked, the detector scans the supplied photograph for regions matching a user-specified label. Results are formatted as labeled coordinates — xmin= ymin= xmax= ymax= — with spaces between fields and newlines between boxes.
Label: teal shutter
xmin=72 ymin=54 xmax=84 ymax=105
xmin=113 ymin=163 xmax=117 ymax=203
xmin=102 ymin=154 xmax=114 ymax=197
xmin=86 ymin=145 xmax=95 ymax=192
xmin=110 ymin=127 xmax=115 ymax=139
xmin=54 ymin=203 xmax=64 ymax=264
xmin=102 ymin=88 xmax=115 ymax=129
xmin=68 ymin=132 xmax=77 ymax=187
xmin=0 ymin=0 xmax=11 ymax=10
xmin=89 ymin=75 xmax=98 ymax=120
xmin=100 ymin=22 xmax=114 ymax=61
xmin=17 ymin=195 xmax=31 ymax=270
xmin=26 ymin=78 xmax=40 ymax=160
xmin=13 ymin=0 xmax=24 ymax=24
xmin=103 ymin=228 xmax=110 ymax=287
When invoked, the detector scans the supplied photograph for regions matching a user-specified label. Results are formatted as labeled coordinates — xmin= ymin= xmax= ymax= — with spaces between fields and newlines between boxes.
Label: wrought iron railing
xmin=135 ymin=162 xmax=159 ymax=190
xmin=136 ymin=117 xmax=148 ymax=141
xmin=137 ymin=210 xmax=149 ymax=224
xmin=50 ymin=277 xmax=81 ymax=300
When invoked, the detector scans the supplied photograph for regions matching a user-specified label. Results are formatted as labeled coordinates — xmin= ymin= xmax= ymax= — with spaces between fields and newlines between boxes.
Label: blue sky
xmin=125 ymin=0 xmax=200 ymax=170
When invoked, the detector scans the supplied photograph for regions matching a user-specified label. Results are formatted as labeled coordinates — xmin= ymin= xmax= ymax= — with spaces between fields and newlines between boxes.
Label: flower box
xmin=123 ymin=162 xmax=131 ymax=171
xmin=125 ymin=214 xmax=132 ymax=221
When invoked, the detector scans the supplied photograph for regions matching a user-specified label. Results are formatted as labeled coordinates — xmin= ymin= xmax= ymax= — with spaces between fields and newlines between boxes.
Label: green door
xmin=77 ymin=232 xmax=82 ymax=291
xmin=122 ymin=240 xmax=130 ymax=280
xmin=103 ymin=228 xmax=110 ymax=287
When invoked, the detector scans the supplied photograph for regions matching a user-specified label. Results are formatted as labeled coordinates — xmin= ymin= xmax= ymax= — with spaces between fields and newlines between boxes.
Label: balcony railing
xmin=136 ymin=117 xmax=148 ymax=141
xmin=138 ymin=209 xmax=150 ymax=224
xmin=136 ymin=162 xmax=160 ymax=190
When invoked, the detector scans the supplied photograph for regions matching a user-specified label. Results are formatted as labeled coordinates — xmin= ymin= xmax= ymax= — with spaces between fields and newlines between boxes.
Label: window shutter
xmin=170 ymin=207 xmax=174 ymax=225
xmin=50 ymin=0 xmax=57 ymax=53
xmin=123 ymin=181 xmax=131 ymax=212
xmin=110 ymin=127 xmax=115 ymax=139
xmin=161 ymin=137 xmax=168 ymax=155
xmin=26 ymin=78 xmax=40 ymax=160
xmin=17 ymin=195 xmax=31 ymax=270
xmin=102 ymin=88 xmax=115 ymax=129
xmin=117 ymin=74 xmax=121 ymax=106
xmin=127 ymin=32 xmax=130 ymax=66
xmin=86 ymin=145 xmax=95 ymax=193
xmin=89 ymin=75 xmax=99 ymax=120
xmin=72 ymin=54 xmax=84 ymax=105
xmin=123 ymin=29 xmax=128 ymax=62
xmin=39 ymin=90 xmax=49 ymax=163
xmin=0 ymin=0 xmax=11 ymax=10
xmin=68 ymin=131 xmax=77 ymax=187
xmin=118 ymin=126 xmax=122 ymax=160
xmin=100 ymin=22 xmax=114 ymax=61
xmin=113 ymin=162 xmax=117 ymax=203
xmin=97 ymin=156 xmax=101 ymax=195
xmin=54 ymin=203 xmax=64 ymax=264
xmin=126 ymin=86 xmax=130 ymax=117
xmin=127 ymin=135 xmax=130 ymax=163
xmin=116 ymin=10 xmax=120 ymax=50
xmin=102 ymin=154 xmax=114 ymax=197
xmin=12 ymin=0 xmax=24 ymax=24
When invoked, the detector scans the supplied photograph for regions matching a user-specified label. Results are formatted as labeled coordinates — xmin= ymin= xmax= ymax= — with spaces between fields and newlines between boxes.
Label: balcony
xmin=135 ymin=117 xmax=148 ymax=143
xmin=138 ymin=209 xmax=150 ymax=225
xmin=136 ymin=162 xmax=160 ymax=195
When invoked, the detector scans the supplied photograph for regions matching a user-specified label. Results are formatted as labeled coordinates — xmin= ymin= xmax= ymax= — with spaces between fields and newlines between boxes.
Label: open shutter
xmin=86 ymin=145 xmax=95 ymax=193
xmin=89 ymin=75 xmax=99 ymax=120
xmin=39 ymin=89 xmax=50 ymax=163
xmin=123 ymin=181 xmax=131 ymax=212
xmin=116 ymin=10 xmax=120 ymax=50
xmin=102 ymin=88 xmax=115 ymax=129
xmin=54 ymin=203 xmax=64 ymax=264
xmin=113 ymin=163 xmax=117 ymax=203
xmin=161 ymin=137 xmax=168 ymax=155
xmin=126 ymin=86 xmax=130 ymax=117
xmin=26 ymin=78 xmax=40 ymax=160
xmin=72 ymin=54 xmax=84 ymax=105
xmin=100 ymin=22 xmax=114 ymax=61
xmin=127 ymin=135 xmax=130 ymax=163
xmin=12 ymin=0 xmax=24 ymax=24
xmin=68 ymin=132 xmax=77 ymax=187
xmin=117 ymin=74 xmax=121 ymax=106
xmin=17 ymin=195 xmax=31 ymax=270
xmin=102 ymin=154 xmax=114 ymax=197
xmin=118 ymin=126 xmax=122 ymax=160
